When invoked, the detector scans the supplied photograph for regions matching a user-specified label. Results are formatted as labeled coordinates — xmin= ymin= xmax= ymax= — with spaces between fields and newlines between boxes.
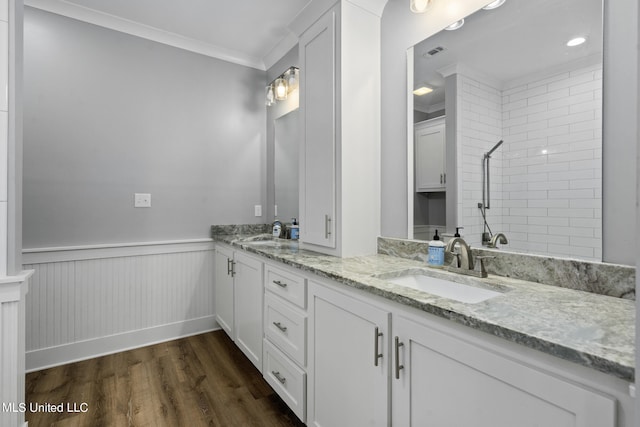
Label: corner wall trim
xmin=26 ymin=316 xmax=219 ymax=372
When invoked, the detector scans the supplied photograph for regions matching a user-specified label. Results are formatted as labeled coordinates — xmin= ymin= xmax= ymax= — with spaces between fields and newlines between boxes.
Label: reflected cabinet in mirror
xmin=410 ymin=0 xmax=603 ymax=261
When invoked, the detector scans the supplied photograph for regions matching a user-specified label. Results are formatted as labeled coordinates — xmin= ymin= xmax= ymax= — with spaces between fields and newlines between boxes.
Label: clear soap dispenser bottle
xmin=427 ymin=230 xmax=445 ymax=267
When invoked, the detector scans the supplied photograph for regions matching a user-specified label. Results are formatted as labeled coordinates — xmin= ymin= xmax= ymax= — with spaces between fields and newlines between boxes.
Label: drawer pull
xmin=273 ymin=280 xmax=288 ymax=288
xmin=272 ymin=370 xmax=286 ymax=385
xmin=273 ymin=322 xmax=288 ymax=333
xmin=374 ymin=327 xmax=383 ymax=366
xmin=395 ymin=336 xmax=405 ymax=380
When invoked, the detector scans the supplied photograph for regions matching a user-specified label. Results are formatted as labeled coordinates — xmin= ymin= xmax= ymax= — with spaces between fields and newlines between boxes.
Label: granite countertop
xmin=215 ymin=234 xmax=635 ymax=382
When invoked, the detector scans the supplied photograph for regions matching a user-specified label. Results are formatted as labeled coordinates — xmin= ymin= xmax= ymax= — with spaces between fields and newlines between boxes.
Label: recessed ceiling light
xmin=482 ymin=0 xmax=506 ymax=10
xmin=413 ymin=86 xmax=434 ymax=96
xmin=444 ymin=19 xmax=464 ymax=31
xmin=567 ymin=37 xmax=586 ymax=47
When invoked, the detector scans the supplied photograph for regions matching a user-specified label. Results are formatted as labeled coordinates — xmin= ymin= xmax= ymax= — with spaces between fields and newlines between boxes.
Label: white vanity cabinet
xmin=297 ymin=1 xmax=381 ymax=257
xmin=214 ymin=245 xmax=264 ymax=371
xmin=308 ymin=280 xmax=391 ymax=426
xmin=299 ymin=8 xmax=336 ymax=249
xmin=392 ymin=313 xmax=617 ymax=427
xmin=262 ymin=263 xmax=309 ymax=422
xmin=415 ymin=117 xmax=446 ymax=192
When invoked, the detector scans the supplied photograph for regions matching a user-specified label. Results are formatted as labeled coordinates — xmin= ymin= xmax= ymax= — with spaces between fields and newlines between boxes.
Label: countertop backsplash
xmin=378 ymin=237 xmax=636 ymax=300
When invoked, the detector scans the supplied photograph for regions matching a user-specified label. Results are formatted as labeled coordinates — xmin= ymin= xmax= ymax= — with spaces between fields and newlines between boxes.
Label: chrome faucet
xmin=445 ymin=237 xmax=491 ymax=278
xmin=445 ymin=237 xmax=474 ymax=270
xmin=487 ymin=233 xmax=508 ymax=249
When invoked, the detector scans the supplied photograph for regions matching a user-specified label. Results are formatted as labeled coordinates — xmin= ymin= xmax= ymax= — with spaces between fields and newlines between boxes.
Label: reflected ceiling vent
xmin=423 ymin=46 xmax=445 ymax=57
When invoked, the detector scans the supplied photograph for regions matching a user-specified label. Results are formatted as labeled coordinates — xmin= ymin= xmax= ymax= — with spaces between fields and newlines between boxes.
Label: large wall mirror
xmin=274 ymin=109 xmax=299 ymax=222
xmin=409 ymin=0 xmax=603 ymax=261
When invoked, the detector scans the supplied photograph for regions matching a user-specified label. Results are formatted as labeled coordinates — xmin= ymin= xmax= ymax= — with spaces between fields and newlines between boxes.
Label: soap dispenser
xmin=272 ymin=220 xmax=282 ymax=238
xmin=427 ymin=230 xmax=445 ymax=268
xmin=290 ymin=218 xmax=299 ymax=240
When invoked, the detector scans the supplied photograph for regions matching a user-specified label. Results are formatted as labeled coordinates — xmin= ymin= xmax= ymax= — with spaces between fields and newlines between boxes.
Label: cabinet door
xmin=234 ymin=251 xmax=264 ymax=371
xmin=415 ymin=120 xmax=445 ymax=192
xmin=392 ymin=315 xmax=615 ymax=427
xmin=310 ymin=283 xmax=389 ymax=427
xmin=214 ymin=246 xmax=235 ymax=338
xmin=299 ymin=8 xmax=336 ymax=248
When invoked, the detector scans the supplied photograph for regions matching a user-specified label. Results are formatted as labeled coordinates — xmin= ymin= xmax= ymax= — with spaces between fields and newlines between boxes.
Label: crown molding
xmin=25 ymin=0 xmax=267 ymax=70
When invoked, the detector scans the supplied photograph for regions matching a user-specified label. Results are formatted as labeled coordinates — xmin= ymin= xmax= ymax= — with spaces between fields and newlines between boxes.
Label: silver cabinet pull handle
xmin=443 ymin=173 xmax=446 ymax=184
xmin=440 ymin=173 xmax=443 ymax=184
xmin=227 ymin=258 xmax=232 ymax=275
xmin=272 ymin=371 xmax=286 ymax=384
xmin=374 ymin=327 xmax=383 ymax=366
xmin=325 ymin=215 xmax=332 ymax=238
xmin=230 ymin=260 xmax=236 ymax=277
xmin=395 ymin=336 xmax=404 ymax=379
xmin=273 ymin=322 xmax=287 ymax=333
xmin=273 ymin=280 xmax=287 ymax=288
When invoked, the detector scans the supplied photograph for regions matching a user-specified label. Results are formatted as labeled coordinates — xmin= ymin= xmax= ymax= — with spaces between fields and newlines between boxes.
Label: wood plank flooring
xmin=25 ymin=331 xmax=306 ymax=427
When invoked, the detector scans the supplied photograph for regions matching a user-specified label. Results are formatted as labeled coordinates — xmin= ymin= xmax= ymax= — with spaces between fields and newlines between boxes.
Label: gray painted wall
xmin=380 ymin=0 xmax=638 ymax=266
xmin=23 ymin=8 xmax=267 ymax=248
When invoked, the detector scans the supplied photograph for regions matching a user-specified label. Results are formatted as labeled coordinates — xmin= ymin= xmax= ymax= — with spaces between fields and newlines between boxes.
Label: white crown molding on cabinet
xmin=348 ymin=0 xmax=389 ymax=17
xmin=263 ymin=32 xmax=299 ymax=71
xmin=289 ymin=0 xmax=389 ymax=36
xmin=24 ymin=0 xmax=268 ymax=70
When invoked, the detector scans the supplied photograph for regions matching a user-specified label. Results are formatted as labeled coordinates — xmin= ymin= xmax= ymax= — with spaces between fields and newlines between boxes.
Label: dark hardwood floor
xmin=26 ymin=330 xmax=306 ymax=427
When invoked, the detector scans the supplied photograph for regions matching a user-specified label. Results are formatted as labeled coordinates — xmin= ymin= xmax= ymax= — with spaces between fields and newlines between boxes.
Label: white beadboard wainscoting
xmin=23 ymin=239 xmax=218 ymax=372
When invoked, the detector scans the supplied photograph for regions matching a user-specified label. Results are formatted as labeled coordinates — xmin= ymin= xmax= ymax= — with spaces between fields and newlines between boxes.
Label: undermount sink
xmin=385 ymin=272 xmax=503 ymax=304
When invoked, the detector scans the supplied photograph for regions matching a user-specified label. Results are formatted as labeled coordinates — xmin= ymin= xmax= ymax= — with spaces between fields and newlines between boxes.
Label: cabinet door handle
xmin=230 ymin=260 xmax=236 ymax=277
xmin=272 ymin=371 xmax=286 ymax=385
xmin=273 ymin=322 xmax=288 ymax=333
xmin=440 ymin=173 xmax=443 ymax=184
xmin=227 ymin=258 xmax=232 ymax=275
xmin=374 ymin=327 xmax=383 ymax=366
xmin=325 ymin=215 xmax=332 ymax=238
xmin=273 ymin=280 xmax=287 ymax=288
xmin=395 ymin=336 xmax=404 ymax=379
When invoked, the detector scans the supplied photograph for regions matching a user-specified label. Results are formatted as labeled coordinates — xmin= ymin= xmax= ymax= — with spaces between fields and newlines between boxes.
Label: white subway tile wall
xmin=457 ymin=74 xmax=503 ymax=247
xmin=457 ymin=62 xmax=602 ymax=260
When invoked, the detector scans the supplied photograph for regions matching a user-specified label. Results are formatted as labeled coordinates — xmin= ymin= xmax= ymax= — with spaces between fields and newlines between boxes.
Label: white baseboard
xmin=26 ymin=316 xmax=219 ymax=372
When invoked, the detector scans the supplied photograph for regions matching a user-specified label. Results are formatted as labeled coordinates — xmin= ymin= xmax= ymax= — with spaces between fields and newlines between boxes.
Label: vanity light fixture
xmin=566 ymin=37 xmax=586 ymax=47
xmin=413 ymin=86 xmax=434 ymax=96
xmin=266 ymin=66 xmax=299 ymax=106
xmin=444 ymin=19 xmax=464 ymax=31
xmin=410 ymin=0 xmax=434 ymax=13
xmin=482 ymin=0 xmax=506 ymax=10
xmin=274 ymin=77 xmax=288 ymax=100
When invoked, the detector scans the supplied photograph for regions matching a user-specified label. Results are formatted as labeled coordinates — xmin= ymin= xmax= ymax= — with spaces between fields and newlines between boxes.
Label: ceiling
xmin=25 ymin=0 xmax=313 ymax=70
xmin=414 ymin=0 xmax=603 ymax=112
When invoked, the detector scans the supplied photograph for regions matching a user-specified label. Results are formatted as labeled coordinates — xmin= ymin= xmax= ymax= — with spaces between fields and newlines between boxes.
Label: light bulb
xmin=275 ymin=78 xmax=288 ymax=101
xmin=410 ymin=0 xmax=433 ymax=14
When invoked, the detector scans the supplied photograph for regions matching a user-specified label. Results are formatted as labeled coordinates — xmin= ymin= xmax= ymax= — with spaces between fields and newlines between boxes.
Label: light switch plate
xmin=134 ymin=193 xmax=151 ymax=208
xmin=254 ymin=205 xmax=262 ymax=217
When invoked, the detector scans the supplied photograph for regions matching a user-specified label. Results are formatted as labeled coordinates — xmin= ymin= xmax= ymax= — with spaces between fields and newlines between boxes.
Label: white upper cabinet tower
xmin=294 ymin=0 xmax=385 ymax=257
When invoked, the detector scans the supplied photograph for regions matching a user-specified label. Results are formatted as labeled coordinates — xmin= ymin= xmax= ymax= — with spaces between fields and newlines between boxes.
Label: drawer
xmin=265 ymin=292 xmax=307 ymax=366
xmin=266 ymin=264 xmax=307 ymax=309
xmin=263 ymin=339 xmax=306 ymax=422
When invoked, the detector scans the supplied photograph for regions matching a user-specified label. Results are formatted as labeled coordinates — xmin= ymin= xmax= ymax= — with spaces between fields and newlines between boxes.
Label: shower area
xmin=454 ymin=67 xmax=602 ymax=260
